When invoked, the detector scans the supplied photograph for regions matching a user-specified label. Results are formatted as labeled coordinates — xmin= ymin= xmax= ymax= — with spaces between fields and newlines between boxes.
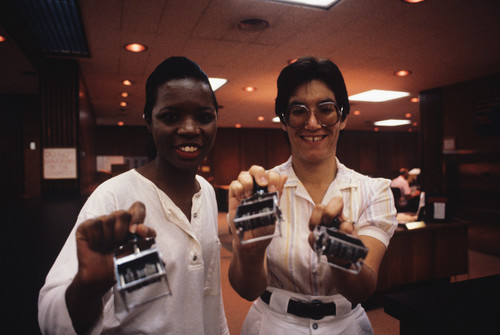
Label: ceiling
xmin=1 ymin=0 xmax=499 ymax=131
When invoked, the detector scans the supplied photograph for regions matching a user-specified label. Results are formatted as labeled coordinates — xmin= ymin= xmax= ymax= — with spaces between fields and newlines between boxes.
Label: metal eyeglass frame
xmin=281 ymin=101 xmax=343 ymax=129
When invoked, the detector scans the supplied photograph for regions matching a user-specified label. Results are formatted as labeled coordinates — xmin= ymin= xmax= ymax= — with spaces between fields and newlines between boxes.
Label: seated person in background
xmin=391 ymin=168 xmax=421 ymax=212
xmin=38 ymin=57 xmax=229 ymax=334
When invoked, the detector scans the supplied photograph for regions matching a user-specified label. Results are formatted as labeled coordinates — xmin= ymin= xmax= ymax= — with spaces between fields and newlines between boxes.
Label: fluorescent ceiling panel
xmin=349 ymin=89 xmax=410 ymax=102
xmin=373 ymin=119 xmax=411 ymax=127
xmin=209 ymin=78 xmax=227 ymax=91
xmin=268 ymin=0 xmax=341 ymax=9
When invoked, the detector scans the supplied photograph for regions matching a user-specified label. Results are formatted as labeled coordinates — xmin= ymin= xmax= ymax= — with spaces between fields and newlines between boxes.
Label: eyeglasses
xmin=281 ymin=101 xmax=343 ymax=129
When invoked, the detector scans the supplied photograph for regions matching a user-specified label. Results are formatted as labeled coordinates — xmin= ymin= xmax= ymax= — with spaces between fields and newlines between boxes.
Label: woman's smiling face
xmin=149 ymin=77 xmax=217 ymax=172
xmin=282 ymin=79 xmax=346 ymax=165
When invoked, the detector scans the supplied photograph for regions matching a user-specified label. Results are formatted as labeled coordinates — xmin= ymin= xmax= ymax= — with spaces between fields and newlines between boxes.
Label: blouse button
xmin=193 ymin=255 xmax=197 ymax=261
xmin=193 ymin=213 xmax=198 ymax=218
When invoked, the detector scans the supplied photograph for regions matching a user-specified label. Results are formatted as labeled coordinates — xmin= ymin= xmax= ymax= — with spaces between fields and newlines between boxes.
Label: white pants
xmin=241 ymin=288 xmax=374 ymax=335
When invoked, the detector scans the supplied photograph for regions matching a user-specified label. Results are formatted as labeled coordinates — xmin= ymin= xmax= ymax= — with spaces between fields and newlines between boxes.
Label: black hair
xmin=143 ymin=56 xmax=218 ymax=123
xmin=275 ymin=56 xmax=350 ymax=123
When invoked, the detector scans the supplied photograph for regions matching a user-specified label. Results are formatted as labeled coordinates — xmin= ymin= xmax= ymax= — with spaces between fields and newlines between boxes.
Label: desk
xmin=384 ymin=274 xmax=500 ymax=334
xmin=377 ymin=221 xmax=468 ymax=292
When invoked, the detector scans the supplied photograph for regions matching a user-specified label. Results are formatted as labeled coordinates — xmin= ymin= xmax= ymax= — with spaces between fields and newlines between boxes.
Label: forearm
xmin=331 ymin=235 xmax=385 ymax=304
xmin=65 ymin=274 xmax=107 ymax=334
xmin=228 ymin=242 xmax=268 ymax=301
xmin=331 ymin=263 xmax=377 ymax=304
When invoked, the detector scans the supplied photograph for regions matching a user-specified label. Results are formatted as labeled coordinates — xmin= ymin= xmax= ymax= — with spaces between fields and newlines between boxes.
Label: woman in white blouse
xmin=38 ymin=57 xmax=228 ymax=335
xmin=228 ymin=56 xmax=398 ymax=335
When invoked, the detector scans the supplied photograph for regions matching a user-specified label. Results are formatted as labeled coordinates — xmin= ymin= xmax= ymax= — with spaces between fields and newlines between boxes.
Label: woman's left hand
xmin=307 ymin=196 xmax=358 ymax=265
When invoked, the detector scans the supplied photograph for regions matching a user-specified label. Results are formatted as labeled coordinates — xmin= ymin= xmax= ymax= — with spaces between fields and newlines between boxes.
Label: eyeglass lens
xmin=285 ymin=102 xmax=340 ymax=128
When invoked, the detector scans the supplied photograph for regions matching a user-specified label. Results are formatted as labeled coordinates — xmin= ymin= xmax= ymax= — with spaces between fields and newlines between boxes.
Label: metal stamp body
xmin=114 ymin=236 xmax=170 ymax=310
xmin=233 ymin=188 xmax=282 ymax=244
xmin=313 ymin=225 xmax=368 ymax=274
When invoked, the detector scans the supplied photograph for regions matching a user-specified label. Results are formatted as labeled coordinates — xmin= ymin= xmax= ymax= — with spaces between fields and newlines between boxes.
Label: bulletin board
xmin=43 ymin=148 xmax=77 ymax=179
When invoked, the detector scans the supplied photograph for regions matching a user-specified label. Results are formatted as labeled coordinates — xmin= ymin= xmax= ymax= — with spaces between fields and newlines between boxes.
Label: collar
xmin=278 ymin=156 xmax=360 ymax=190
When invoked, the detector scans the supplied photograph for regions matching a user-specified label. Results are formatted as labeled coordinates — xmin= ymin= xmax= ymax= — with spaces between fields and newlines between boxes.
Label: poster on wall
xmin=43 ymin=148 xmax=77 ymax=179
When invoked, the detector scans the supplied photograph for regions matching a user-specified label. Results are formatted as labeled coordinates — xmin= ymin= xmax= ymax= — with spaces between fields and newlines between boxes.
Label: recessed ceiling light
xmin=410 ymin=97 xmax=419 ymax=103
xmin=235 ymin=123 xmax=242 ymax=128
xmin=374 ymin=119 xmax=412 ymax=127
xmin=394 ymin=70 xmax=412 ymax=77
xmin=243 ymin=86 xmax=257 ymax=92
xmin=272 ymin=116 xmax=281 ymax=123
xmin=0 ymin=35 xmax=6 ymax=42
xmin=121 ymin=92 xmax=129 ymax=98
xmin=122 ymin=80 xmax=132 ymax=86
xmin=350 ymin=89 xmax=410 ymax=102
xmin=238 ymin=18 xmax=269 ymax=32
xmin=120 ymin=102 xmax=127 ymax=107
xmin=209 ymin=78 xmax=227 ymax=91
xmin=405 ymin=113 xmax=412 ymax=118
xmin=124 ymin=43 xmax=147 ymax=53
xmin=269 ymin=0 xmax=342 ymax=9
xmin=353 ymin=110 xmax=361 ymax=116
xmin=374 ymin=127 xmax=379 ymax=132
xmin=117 ymin=121 xmax=125 ymax=126
xmin=257 ymin=116 xmax=265 ymax=121
xmin=401 ymin=0 xmax=425 ymax=4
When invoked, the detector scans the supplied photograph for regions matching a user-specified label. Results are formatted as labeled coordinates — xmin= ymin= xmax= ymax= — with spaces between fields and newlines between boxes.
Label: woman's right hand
xmin=74 ymin=201 xmax=156 ymax=294
xmin=66 ymin=201 xmax=157 ymax=333
xmin=227 ymin=165 xmax=287 ymax=300
xmin=227 ymin=165 xmax=287 ymax=254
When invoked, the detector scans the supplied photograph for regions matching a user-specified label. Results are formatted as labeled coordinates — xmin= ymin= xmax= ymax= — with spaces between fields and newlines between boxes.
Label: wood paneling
xmin=377 ymin=222 xmax=468 ymax=292
xmin=40 ymin=59 xmax=80 ymax=193
xmin=0 ymin=94 xmax=26 ymax=202
xmin=91 ymin=126 xmax=419 ymax=186
xmin=419 ymin=88 xmax=444 ymax=195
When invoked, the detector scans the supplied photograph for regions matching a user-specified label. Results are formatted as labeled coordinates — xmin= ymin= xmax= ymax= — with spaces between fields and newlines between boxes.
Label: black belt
xmin=260 ymin=290 xmax=355 ymax=320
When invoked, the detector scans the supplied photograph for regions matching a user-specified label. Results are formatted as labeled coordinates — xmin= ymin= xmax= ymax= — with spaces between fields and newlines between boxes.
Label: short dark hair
xmin=143 ymin=57 xmax=218 ymax=123
xmin=275 ymin=56 xmax=350 ymax=123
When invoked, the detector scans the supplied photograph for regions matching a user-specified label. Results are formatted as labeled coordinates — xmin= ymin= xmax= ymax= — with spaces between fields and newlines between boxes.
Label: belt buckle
xmin=309 ymin=300 xmax=326 ymax=320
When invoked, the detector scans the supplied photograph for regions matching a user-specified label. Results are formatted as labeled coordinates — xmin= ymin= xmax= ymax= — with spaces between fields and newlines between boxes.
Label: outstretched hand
xmin=307 ymin=197 xmax=358 ymax=265
xmin=74 ymin=201 xmax=156 ymax=293
xmin=228 ymin=165 xmax=287 ymax=253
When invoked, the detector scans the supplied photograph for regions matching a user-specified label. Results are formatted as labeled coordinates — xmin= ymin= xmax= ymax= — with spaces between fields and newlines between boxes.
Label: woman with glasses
xmin=228 ymin=56 xmax=397 ymax=334
xmin=38 ymin=57 xmax=229 ymax=334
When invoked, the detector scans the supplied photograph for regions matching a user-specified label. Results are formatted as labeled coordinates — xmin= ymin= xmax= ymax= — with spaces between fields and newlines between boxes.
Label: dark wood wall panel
xmin=239 ymin=129 xmax=270 ymax=171
xmin=0 ymin=94 xmax=25 ymax=202
xmin=419 ymin=88 xmax=444 ymax=195
xmin=211 ymin=128 xmax=241 ymax=186
xmin=265 ymin=130 xmax=291 ymax=169
xmin=338 ymin=131 xmax=419 ymax=179
xmin=78 ymin=75 xmax=96 ymax=195
xmin=91 ymin=126 xmax=419 ymax=187
xmin=95 ymin=126 xmax=150 ymax=156
xmin=40 ymin=59 xmax=80 ymax=193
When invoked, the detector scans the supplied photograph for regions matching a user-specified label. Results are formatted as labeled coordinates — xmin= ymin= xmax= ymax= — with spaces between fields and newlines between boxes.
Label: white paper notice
xmin=433 ymin=202 xmax=446 ymax=220
xmin=43 ymin=148 xmax=77 ymax=179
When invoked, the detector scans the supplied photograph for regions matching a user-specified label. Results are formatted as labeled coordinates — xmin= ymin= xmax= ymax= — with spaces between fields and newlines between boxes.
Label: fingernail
xmin=129 ymin=224 xmax=137 ymax=234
